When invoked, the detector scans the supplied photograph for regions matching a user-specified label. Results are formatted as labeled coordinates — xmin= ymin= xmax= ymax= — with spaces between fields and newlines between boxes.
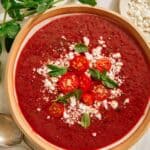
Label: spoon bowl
xmin=0 ymin=113 xmax=23 ymax=147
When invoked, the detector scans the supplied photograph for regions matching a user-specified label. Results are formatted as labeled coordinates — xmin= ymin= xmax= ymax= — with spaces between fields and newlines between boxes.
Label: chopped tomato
xmin=82 ymin=93 xmax=94 ymax=105
xmin=79 ymin=74 xmax=92 ymax=92
xmin=49 ymin=103 xmax=64 ymax=118
xmin=70 ymin=55 xmax=89 ymax=72
xmin=92 ymin=84 xmax=110 ymax=101
xmin=95 ymin=58 xmax=111 ymax=72
xmin=58 ymin=72 xmax=79 ymax=93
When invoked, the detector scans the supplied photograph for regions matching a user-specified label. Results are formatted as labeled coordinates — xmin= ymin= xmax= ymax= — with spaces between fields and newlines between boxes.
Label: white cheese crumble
xmin=62 ymin=99 xmax=102 ymax=125
xmin=109 ymin=100 xmax=119 ymax=109
xmin=124 ymin=98 xmax=130 ymax=105
xmin=127 ymin=0 xmax=150 ymax=33
xmin=36 ymin=66 xmax=49 ymax=76
xmin=83 ymin=36 xmax=90 ymax=46
xmin=36 ymin=108 xmax=41 ymax=112
xmin=70 ymin=96 xmax=77 ymax=107
xmin=98 ymin=36 xmax=107 ymax=48
xmin=109 ymin=88 xmax=122 ymax=99
xmin=61 ymin=35 xmax=67 ymax=40
xmin=112 ymin=52 xmax=121 ymax=59
xmin=43 ymin=96 xmax=49 ymax=102
xmin=65 ymin=52 xmax=75 ymax=60
xmin=92 ymin=46 xmax=103 ymax=59
xmin=43 ymin=79 xmax=56 ymax=91
xmin=92 ymin=132 xmax=97 ymax=137
xmin=102 ymin=100 xmax=109 ymax=110
xmin=85 ymin=52 xmax=94 ymax=61
xmin=69 ymin=44 xmax=75 ymax=51
xmin=46 ymin=115 xmax=51 ymax=119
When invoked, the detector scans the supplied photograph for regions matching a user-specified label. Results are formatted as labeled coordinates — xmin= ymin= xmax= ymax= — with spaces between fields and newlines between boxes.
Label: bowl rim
xmin=5 ymin=5 xmax=150 ymax=150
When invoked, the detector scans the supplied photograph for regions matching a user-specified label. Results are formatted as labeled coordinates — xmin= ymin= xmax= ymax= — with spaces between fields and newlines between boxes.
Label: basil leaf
xmin=57 ymin=89 xmax=82 ymax=104
xmin=79 ymin=0 xmax=97 ymax=6
xmin=8 ymin=9 xmax=24 ymax=21
xmin=101 ymin=76 xmax=118 ymax=89
xmin=36 ymin=3 xmax=49 ymax=13
xmin=0 ymin=24 xmax=6 ymax=38
xmin=3 ymin=21 xmax=21 ymax=39
xmin=89 ymin=68 xmax=118 ymax=89
xmin=47 ymin=64 xmax=67 ymax=77
xmin=57 ymin=93 xmax=73 ymax=104
xmin=89 ymin=68 xmax=101 ymax=80
xmin=1 ymin=0 xmax=12 ymax=10
xmin=80 ymin=113 xmax=91 ymax=128
xmin=74 ymin=89 xmax=82 ymax=100
xmin=57 ymin=97 xmax=68 ymax=104
xmin=74 ymin=43 xmax=88 ymax=53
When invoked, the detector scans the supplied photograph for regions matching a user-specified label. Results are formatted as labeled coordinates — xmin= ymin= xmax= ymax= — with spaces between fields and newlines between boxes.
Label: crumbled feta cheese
xmin=43 ymin=97 xmax=49 ymax=102
xmin=69 ymin=44 xmax=75 ymax=51
xmin=127 ymin=0 xmax=150 ymax=34
xmin=85 ymin=70 xmax=91 ymax=77
xmin=92 ymin=46 xmax=103 ymax=59
xmin=33 ymin=68 xmax=36 ymax=72
xmin=124 ymin=98 xmax=130 ymax=105
xmin=95 ymin=113 xmax=102 ymax=120
xmin=36 ymin=108 xmax=41 ymax=112
xmin=92 ymin=132 xmax=97 ymax=137
xmin=66 ymin=52 xmax=75 ymax=60
xmin=112 ymin=53 xmax=121 ymax=59
xmin=63 ymin=101 xmax=102 ymax=125
xmin=46 ymin=115 xmax=50 ymax=119
xmin=98 ymin=40 xmax=105 ymax=45
xmin=109 ymin=100 xmax=119 ymax=109
xmin=70 ymin=96 xmax=77 ymax=107
xmin=83 ymin=36 xmax=90 ymax=46
xmin=102 ymin=100 xmax=109 ymax=110
xmin=43 ymin=79 xmax=56 ymax=91
xmin=37 ymin=66 xmax=49 ymax=76
xmin=109 ymin=89 xmax=122 ymax=99
xmin=61 ymin=35 xmax=66 ymax=40
xmin=85 ymin=52 xmax=93 ymax=60
xmin=94 ymin=101 xmax=102 ymax=108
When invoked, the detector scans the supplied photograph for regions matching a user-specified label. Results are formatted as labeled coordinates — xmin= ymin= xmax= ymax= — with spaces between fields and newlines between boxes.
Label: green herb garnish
xmin=0 ymin=21 xmax=21 ymax=39
xmin=89 ymin=68 xmax=118 ymax=89
xmin=47 ymin=64 xmax=67 ymax=77
xmin=74 ymin=43 xmax=88 ymax=53
xmin=57 ymin=89 xmax=82 ymax=104
xmin=80 ymin=113 xmax=91 ymax=128
xmin=79 ymin=0 xmax=97 ymax=6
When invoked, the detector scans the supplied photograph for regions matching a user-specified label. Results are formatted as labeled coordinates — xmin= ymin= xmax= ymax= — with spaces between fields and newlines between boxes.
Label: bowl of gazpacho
xmin=6 ymin=5 xmax=150 ymax=150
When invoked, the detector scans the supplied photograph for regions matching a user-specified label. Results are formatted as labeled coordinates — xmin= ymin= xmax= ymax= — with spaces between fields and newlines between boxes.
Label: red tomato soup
xmin=15 ymin=14 xmax=150 ymax=150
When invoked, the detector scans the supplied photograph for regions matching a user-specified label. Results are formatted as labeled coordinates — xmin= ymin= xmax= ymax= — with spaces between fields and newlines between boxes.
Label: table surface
xmin=0 ymin=0 xmax=149 ymax=150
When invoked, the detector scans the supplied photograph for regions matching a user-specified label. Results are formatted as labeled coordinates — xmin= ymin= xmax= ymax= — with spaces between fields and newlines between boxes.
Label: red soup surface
xmin=15 ymin=14 xmax=150 ymax=150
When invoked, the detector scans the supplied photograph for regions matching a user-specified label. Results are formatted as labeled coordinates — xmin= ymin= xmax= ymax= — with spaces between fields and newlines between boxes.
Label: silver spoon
xmin=0 ymin=113 xmax=23 ymax=147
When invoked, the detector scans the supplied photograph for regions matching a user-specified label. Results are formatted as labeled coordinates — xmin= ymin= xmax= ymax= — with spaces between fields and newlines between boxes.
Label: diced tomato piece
xmin=49 ymin=103 xmax=64 ymax=118
xmin=58 ymin=72 xmax=79 ymax=93
xmin=82 ymin=93 xmax=94 ymax=105
xmin=95 ymin=58 xmax=111 ymax=72
xmin=70 ymin=55 xmax=89 ymax=72
xmin=92 ymin=84 xmax=110 ymax=101
xmin=79 ymin=74 xmax=92 ymax=92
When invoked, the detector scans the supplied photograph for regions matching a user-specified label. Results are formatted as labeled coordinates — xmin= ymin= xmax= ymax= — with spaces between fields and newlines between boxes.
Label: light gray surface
xmin=0 ymin=0 xmax=149 ymax=150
